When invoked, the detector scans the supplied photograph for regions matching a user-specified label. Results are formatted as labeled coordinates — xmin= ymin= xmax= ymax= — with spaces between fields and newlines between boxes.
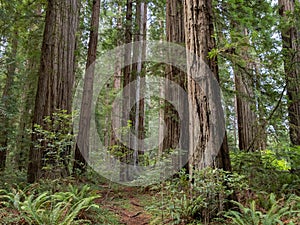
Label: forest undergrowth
xmin=0 ymin=148 xmax=300 ymax=224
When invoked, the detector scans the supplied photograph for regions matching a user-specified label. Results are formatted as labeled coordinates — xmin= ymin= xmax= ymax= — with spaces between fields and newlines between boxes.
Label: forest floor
xmin=96 ymin=185 xmax=154 ymax=225
xmin=2 ymin=166 xmax=299 ymax=225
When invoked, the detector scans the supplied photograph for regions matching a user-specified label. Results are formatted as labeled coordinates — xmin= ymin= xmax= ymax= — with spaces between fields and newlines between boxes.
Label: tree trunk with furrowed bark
xmin=27 ymin=0 xmax=80 ymax=182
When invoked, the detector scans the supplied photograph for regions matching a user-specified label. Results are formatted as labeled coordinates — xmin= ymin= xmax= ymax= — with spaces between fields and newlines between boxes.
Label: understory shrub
xmin=230 ymin=150 xmax=300 ymax=195
xmin=148 ymin=168 xmax=247 ymax=224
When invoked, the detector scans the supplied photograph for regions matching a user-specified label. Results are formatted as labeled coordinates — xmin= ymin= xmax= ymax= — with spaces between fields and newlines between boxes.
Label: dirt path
xmin=108 ymin=197 xmax=151 ymax=225
xmin=97 ymin=186 xmax=152 ymax=225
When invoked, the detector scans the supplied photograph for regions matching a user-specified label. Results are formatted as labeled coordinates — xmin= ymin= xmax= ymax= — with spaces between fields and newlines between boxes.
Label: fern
xmin=61 ymin=196 xmax=99 ymax=225
xmin=0 ymin=184 xmax=100 ymax=225
xmin=0 ymin=188 xmax=25 ymax=210
xmin=225 ymin=193 xmax=300 ymax=225
xmin=21 ymin=192 xmax=51 ymax=224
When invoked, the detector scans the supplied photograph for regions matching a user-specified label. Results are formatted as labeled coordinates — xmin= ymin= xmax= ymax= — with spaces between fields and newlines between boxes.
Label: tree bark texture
xmin=27 ymin=0 xmax=80 ymax=182
xmin=232 ymin=28 xmax=264 ymax=151
xmin=183 ymin=0 xmax=231 ymax=172
xmin=73 ymin=0 xmax=100 ymax=174
xmin=131 ymin=0 xmax=147 ymax=164
xmin=162 ymin=0 xmax=189 ymax=170
xmin=279 ymin=0 xmax=300 ymax=146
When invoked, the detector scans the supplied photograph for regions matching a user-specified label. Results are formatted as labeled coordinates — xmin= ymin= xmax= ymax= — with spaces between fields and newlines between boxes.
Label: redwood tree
xmin=27 ymin=0 xmax=80 ymax=182
xmin=120 ymin=0 xmax=133 ymax=182
xmin=131 ymin=0 xmax=147 ymax=166
xmin=183 ymin=0 xmax=231 ymax=171
xmin=162 ymin=0 xmax=189 ymax=169
xmin=231 ymin=27 xmax=264 ymax=151
xmin=279 ymin=0 xmax=300 ymax=146
xmin=183 ymin=1 xmax=232 ymax=220
xmin=73 ymin=0 xmax=101 ymax=174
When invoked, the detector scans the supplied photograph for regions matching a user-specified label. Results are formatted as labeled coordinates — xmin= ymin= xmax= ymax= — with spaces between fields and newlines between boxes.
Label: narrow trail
xmin=97 ymin=186 xmax=152 ymax=225
xmin=107 ymin=197 xmax=151 ymax=225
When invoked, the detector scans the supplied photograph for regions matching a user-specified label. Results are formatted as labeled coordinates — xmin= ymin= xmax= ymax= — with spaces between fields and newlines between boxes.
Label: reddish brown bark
xmin=183 ymin=0 xmax=231 ymax=171
xmin=27 ymin=0 xmax=80 ymax=182
xmin=279 ymin=0 xmax=300 ymax=146
xmin=162 ymin=0 xmax=189 ymax=169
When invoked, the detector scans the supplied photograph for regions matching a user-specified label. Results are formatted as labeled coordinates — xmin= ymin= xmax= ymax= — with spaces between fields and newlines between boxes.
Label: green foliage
xmin=0 ymin=0 xmax=45 ymax=171
xmin=0 ymin=106 xmax=7 ymax=118
xmin=148 ymin=0 xmax=166 ymax=41
xmin=31 ymin=110 xmax=75 ymax=177
xmin=225 ymin=193 xmax=300 ymax=225
xmin=148 ymin=168 xmax=247 ymax=224
xmin=0 ymin=171 xmax=27 ymax=190
xmin=0 ymin=184 xmax=100 ymax=225
xmin=231 ymin=150 xmax=300 ymax=195
xmin=261 ymin=150 xmax=290 ymax=171
xmin=0 ymin=187 xmax=23 ymax=209
xmin=272 ymin=146 xmax=300 ymax=174
xmin=215 ymin=0 xmax=289 ymax=147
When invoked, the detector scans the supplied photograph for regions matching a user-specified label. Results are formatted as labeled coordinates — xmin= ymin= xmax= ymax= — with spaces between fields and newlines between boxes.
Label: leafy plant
xmin=148 ymin=168 xmax=247 ymax=224
xmin=0 ymin=187 xmax=24 ymax=210
xmin=225 ymin=193 xmax=300 ymax=225
xmin=0 ymin=106 xmax=7 ymax=118
xmin=230 ymin=150 xmax=300 ymax=195
xmin=30 ymin=110 xmax=75 ymax=178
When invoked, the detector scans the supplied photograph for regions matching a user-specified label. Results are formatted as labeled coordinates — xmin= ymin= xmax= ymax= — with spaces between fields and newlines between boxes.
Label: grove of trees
xmin=0 ymin=0 xmax=300 ymax=224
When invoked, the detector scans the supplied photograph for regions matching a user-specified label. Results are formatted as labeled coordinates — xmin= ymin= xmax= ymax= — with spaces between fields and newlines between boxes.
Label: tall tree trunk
xmin=120 ymin=0 xmax=133 ymax=182
xmin=110 ymin=2 xmax=123 ymax=148
xmin=232 ymin=27 xmax=263 ymax=151
xmin=16 ymin=7 xmax=43 ymax=171
xmin=158 ymin=19 xmax=166 ymax=159
xmin=27 ymin=0 xmax=80 ymax=183
xmin=279 ymin=0 xmax=300 ymax=146
xmin=0 ymin=32 xmax=18 ymax=171
xmin=131 ymin=0 xmax=147 ymax=167
xmin=120 ymin=0 xmax=147 ymax=181
xmin=138 ymin=0 xmax=147 ymax=160
xmin=183 ymin=0 xmax=231 ymax=171
xmin=183 ymin=1 xmax=232 ymax=220
xmin=254 ymin=63 xmax=267 ymax=150
xmin=73 ymin=0 xmax=100 ymax=174
xmin=16 ymin=56 xmax=39 ymax=171
xmin=162 ymin=0 xmax=189 ymax=170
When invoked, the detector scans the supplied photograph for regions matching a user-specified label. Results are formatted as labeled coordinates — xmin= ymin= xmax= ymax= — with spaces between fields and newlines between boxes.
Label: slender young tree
xmin=73 ymin=0 xmax=101 ymax=174
xmin=27 ymin=0 xmax=80 ymax=182
xmin=131 ymin=0 xmax=147 ymax=165
xmin=279 ymin=0 xmax=300 ymax=146
xmin=0 ymin=32 xmax=18 ymax=171
xmin=16 ymin=23 xmax=43 ymax=171
xmin=110 ymin=2 xmax=123 ymax=148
